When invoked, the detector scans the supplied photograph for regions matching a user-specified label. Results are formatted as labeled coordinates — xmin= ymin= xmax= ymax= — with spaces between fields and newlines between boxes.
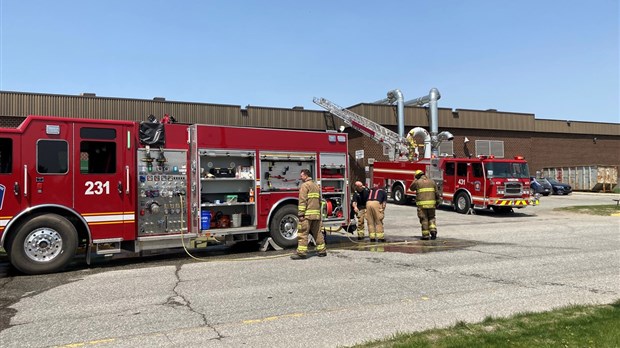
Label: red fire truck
xmin=371 ymin=156 xmax=538 ymax=214
xmin=313 ymin=96 xmax=538 ymax=215
xmin=0 ymin=115 xmax=350 ymax=274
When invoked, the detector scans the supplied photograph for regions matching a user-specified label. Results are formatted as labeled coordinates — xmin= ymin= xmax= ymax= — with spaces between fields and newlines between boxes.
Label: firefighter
xmin=351 ymin=181 xmax=370 ymax=240
xmin=409 ymin=169 xmax=441 ymax=240
xmin=366 ymin=184 xmax=387 ymax=242
xmin=292 ymin=169 xmax=326 ymax=259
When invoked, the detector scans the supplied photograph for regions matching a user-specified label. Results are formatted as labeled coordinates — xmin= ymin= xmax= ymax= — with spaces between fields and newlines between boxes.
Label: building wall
xmin=1 ymin=91 xmax=619 ymax=188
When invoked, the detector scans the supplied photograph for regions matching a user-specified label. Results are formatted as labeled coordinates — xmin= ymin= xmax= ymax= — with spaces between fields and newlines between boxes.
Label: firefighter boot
xmin=430 ymin=230 xmax=437 ymax=240
xmin=290 ymin=253 xmax=307 ymax=260
xmin=421 ymin=230 xmax=430 ymax=240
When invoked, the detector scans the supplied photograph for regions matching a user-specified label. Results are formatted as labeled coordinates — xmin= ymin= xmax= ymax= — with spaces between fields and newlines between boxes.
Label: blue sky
xmin=1 ymin=0 xmax=618 ymax=124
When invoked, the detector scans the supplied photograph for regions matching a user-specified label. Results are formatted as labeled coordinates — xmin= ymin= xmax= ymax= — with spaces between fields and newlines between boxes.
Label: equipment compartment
xmin=259 ymin=153 xmax=315 ymax=192
xmin=319 ymin=153 xmax=348 ymax=221
xmin=199 ymin=149 xmax=256 ymax=232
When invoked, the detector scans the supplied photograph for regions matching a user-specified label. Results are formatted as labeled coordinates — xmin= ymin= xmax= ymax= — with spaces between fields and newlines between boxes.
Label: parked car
xmin=537 ymin=178 xmax=553 ymax=196
xmin=547 ymin=178 xmax=572 ymax=195
xmin=530 ymin=177 xmax=552 ymax=196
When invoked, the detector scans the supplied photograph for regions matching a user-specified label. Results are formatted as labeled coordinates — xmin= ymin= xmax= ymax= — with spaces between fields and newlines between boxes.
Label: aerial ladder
xmin=313 ymin=97 xmax=409 ymax=161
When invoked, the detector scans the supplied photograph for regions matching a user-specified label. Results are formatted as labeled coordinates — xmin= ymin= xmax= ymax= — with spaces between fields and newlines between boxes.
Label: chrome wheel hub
xmin=280 ymin=215 xmax=298 ymax=240
xmin=23 ymin=228 xmax=63 ymax=262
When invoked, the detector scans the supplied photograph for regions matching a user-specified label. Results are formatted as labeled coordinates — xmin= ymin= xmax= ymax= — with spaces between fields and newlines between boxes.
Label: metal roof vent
xmin=153 ymin=97 xmax=166 ymax=102
xmin=80 ymin=93 xmax=96 ymax=97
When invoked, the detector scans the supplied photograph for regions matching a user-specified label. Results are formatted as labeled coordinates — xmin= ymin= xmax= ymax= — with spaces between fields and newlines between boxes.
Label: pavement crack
xmin=168 ymin=264 xmax=225 ymax=341
xmin=468 ymin=249 xmax=518 ymax=259
xmin=461 ymin=272 xmax=533 ymax=288
xmin=541 ymin=281 xmax=617 ymax=295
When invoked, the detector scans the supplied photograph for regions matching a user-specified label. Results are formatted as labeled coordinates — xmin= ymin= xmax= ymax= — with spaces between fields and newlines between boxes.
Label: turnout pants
xmin=296 ymin=219 xmax=326 ymax=256
xmin=365 ymin=201 xmax=384 ymax=240
xmin=417 ymin=207 xmax=436 ymax=237
xmin=356 ymin=208 xmax=367 ymax=238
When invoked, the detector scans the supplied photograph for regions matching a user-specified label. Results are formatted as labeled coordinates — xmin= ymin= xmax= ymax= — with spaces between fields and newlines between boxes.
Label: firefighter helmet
xmin=414 ymin=170 xmax=424 ymax=178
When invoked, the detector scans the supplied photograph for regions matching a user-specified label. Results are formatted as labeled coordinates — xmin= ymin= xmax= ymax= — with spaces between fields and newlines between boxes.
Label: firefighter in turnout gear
xmin=366 ymin=185 xmax=387 ymax=242
xmin=409 ymin=169 xmax=441 ymax=240
xmin=291 ymin=169 xmax=326 ymax=259
xmin=351 ymin=181 xmax=370 ymax=240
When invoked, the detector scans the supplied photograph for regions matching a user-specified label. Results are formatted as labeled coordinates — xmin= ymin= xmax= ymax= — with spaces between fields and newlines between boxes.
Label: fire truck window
xmin=80 ymin=141 xmax=116 ymax=174
xmin=457 ymin=163 xmax=467 ymax=176
xmin=80 ymin=128 xmax=116 ymax=140
xmin=37 ymin=140 xmax=68 ymax=174
xmin=472 ymin=163 xmax=483 ymax=177
xmin=0 ymin=138 xmax=12 ymax=173
xmin=445 ymin=162 xmax=455 ymax=176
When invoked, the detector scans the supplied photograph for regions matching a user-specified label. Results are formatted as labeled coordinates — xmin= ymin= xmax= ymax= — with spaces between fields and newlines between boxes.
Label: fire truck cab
xmin=0 ymin=116 xmax=350 ymax=274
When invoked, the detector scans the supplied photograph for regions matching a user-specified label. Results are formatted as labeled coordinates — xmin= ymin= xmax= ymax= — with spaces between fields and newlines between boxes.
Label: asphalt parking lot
xmin=0 ymin=192 xmax=618 ymax=348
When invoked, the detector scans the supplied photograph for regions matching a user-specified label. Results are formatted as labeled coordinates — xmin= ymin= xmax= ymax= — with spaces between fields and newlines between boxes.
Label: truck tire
xmin=9 ymin=214 xmax=78 ymax=274
xmin=392 ymin=185 xmax=407 ymax=205
xmin=269 ymin=205 xmax=299 ymax=248
xmin=454 ymin=192 xmax=471 ymax=214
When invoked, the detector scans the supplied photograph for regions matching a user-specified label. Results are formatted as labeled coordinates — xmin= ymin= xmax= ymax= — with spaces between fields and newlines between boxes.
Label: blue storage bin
xmin=201 ymin=210 xmax=211 ymax=230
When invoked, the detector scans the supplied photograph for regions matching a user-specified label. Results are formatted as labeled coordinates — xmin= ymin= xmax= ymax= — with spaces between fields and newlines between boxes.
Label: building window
xmin=475 ymin=140 xmax=504 ymax=158
xmin=0 ymin=138 xmax=12 ymax=173
xmin=438 ymin=141 xmax=454 ymax=157
xmin=80 ymin=141 xmax=116 ymax=174
xmin=37 ymin=140 xmax=68 ymax=174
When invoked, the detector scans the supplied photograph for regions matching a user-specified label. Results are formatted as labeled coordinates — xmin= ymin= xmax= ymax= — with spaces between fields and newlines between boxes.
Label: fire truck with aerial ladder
xmin=0 ymin=115 xmax=350 ymax=274
xmin=314 ymin=89 xmax=538 ymax=215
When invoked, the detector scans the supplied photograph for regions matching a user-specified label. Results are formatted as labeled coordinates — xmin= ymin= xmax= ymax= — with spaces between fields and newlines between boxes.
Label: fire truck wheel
xmin=269 ymin=205 xmax=298 ymax=248
xmin=392 ymin=185 xmax=407 ymax=205
xmin=454 ymin=192 xmax=471 ymax=214
xmin=9 ymin=214 xmax=78 ymax=275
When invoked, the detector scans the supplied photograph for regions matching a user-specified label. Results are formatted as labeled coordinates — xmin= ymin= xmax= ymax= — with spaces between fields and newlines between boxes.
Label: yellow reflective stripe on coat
xmin=417 ymin=188 xmax=435 ymax=193
xmin=305 ymin=209 xmax=321 ymax=215
xmin=417 ymin=200 xmax=436 ymax=206
xmin=307 ymin=193 xmax=320 ymax=198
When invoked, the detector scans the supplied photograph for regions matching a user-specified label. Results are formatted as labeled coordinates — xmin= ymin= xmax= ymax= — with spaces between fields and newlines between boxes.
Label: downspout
xmin=374 ymin=89 xmax=405 ymax=138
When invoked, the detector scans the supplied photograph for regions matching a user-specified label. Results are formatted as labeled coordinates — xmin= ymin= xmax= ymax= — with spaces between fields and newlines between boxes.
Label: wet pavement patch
xmin=328 ymin=238 xmax=478 ymax=254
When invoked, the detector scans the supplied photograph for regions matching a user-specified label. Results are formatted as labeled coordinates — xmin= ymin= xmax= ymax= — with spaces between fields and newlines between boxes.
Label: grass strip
xmin=354 ymin=300 xmax=620 ymax=348
xmin=556 ymin=204 xmax=620 ymax=216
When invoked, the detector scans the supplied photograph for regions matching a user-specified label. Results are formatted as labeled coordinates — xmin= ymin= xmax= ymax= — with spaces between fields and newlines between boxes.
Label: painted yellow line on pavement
xmin=55 ymin=338 xmax=115 ymax=348
xmin=243 ymin=312 xmax=304 ymax=324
